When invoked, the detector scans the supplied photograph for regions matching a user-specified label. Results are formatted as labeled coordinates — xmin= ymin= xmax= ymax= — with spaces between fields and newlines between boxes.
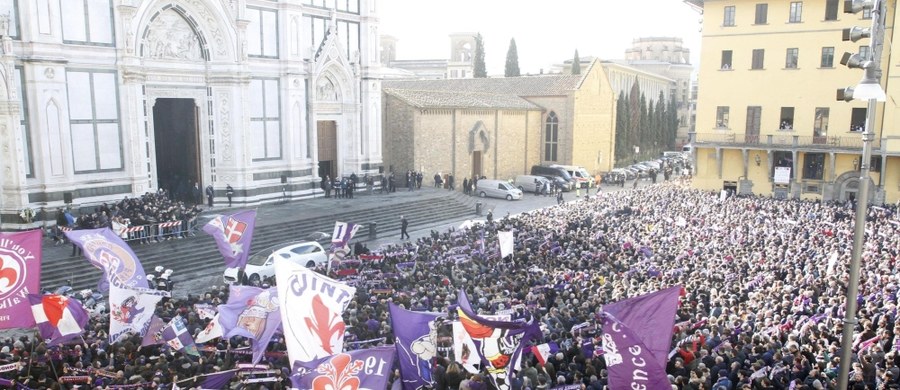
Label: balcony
xmin=691 ymin=132 xmax=867 ymax=151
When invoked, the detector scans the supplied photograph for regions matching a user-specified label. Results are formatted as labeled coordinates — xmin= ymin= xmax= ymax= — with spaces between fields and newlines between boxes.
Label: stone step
xmin=40 ymin=195 xmax=475 ymax=291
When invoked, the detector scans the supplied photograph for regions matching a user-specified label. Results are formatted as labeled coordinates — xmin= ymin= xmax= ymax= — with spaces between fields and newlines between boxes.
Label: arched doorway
xmin=833 ymin=170 xmax=875 ymax=203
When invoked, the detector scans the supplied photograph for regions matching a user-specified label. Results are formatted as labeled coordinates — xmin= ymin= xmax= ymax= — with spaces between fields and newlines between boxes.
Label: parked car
xmin=549 ymin=164 xmax=594 ymax=188
xmin=476 ymin=179 xmax=524 ymax=200
xmin=223 ymin=241 xmax=327 ymax=284
xmin=514 ymin=175 xmax=550 ymax=194
xmin=530 ymin=165 xmax=577 ymax=191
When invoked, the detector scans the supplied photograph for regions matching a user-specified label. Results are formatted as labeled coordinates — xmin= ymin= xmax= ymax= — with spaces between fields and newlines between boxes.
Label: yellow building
xmin=690 ymin=0 xmax=900 ymax=204
xmin=381 ymin=60 xmax=618 ymax=181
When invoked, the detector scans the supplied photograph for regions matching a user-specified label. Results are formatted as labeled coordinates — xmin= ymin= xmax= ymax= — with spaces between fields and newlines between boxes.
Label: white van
xmin=550 ymin=165 xmax=594 ymax=188
xmin=476 ymin=179 xmax=523 ymax=200
xmin=514 ymin=175 xmax=549 ymax=194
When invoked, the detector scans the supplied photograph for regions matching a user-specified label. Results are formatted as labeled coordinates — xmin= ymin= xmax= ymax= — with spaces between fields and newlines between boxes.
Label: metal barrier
xmin=57 ymin=219 xmax=199 ymax=244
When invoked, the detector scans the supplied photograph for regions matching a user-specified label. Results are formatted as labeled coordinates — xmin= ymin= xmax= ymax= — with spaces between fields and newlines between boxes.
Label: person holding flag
xmin=202 ymin=210 xmax=257 ymax=283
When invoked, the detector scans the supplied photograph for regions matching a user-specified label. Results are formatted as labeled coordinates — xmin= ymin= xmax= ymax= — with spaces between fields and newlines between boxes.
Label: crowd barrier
xmin=57 ymin=218 xmax=199 ymax=243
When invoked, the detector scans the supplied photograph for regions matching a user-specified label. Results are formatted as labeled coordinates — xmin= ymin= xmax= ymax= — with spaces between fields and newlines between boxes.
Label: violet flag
xmin=202 ymin=210 xmax=257 ymax=269
xmin=65 ymin=228 xmax=149 ymax=292
xmin=0 ymin=230 xmax=41 ymax=329
xmin=141 ymin=315 xmax=166 ymax=347
xmin=599 ymin=286 xmax=682 ymax=390
xmin=389 ymin=303 xmax=443 ymax=390
xmin=217 ymin=285 xmax=281 ymax=364
xmin=328 ymin=221 xmax=359 ymax=273
xmin=161 ymin=315 xmax=199 ymax=357
xmin=291 ymin=346 xmax=396 ymax=390
xmin=28 ymin=294 xmax=88 ymax=346
xmin=199 ymin=370 xmax=237 ymax=389
xmin=456 ymin=289 xmax=542 ymax=390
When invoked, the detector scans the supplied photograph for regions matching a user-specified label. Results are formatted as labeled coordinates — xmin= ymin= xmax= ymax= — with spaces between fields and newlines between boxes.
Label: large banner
xmin=600 ymin=286 xmax=682 ymax=390
xmin=202 ymin=210 xmax=257 ymax=269
xmin=290 ymin=346 xmax=396 ymax=390
xmin=217 ymin=285 xmax=281 ymax=364
xmin=28 ymin=294 xmax=88 ymax=346
xmin=456 ymin=290 xmax=541 ymax=390
xmin=389 ymin=303 xmax=443 ymax=390
xmin=109 ymin=285 xmax=168 ymax=343
xmin=65 ymin=228 xmax=148 ymax=291
xmin=451 ymin=313 xmax=511 ymax=374
xmin=275 ymin=260 xmax=355 ymax=367
xmin=0 ymin=230 xmax=41 ymax=329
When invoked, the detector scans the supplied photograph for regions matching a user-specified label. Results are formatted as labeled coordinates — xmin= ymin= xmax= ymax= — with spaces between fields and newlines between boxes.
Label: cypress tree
xmin=572 ymin=50 xmax=581 ymax=75
xmin=505 ymin=38 xmax=520 ymax=77
xmin=474 ymin=33 xmax=487 ymax=78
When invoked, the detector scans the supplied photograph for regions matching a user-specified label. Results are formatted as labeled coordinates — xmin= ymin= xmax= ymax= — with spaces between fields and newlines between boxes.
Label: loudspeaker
xmin=63 ymin=192 xmax=73 ymax=204
xmin=281 ymin=175 xmax=287 ymax=184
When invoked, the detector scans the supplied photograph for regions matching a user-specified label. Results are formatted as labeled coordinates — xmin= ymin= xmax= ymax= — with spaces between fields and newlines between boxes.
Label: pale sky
xmin=378 ymin=0 xmax=703 ymax=76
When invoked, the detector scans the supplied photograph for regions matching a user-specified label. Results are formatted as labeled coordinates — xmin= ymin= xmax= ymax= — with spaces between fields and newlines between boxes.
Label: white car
xmin=223 ymin=241 xmax=327 ymax=284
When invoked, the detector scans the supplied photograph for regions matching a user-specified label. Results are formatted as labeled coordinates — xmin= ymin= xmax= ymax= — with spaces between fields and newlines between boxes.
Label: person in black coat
xmin=400 ymin=215 xmax=410 ymax=240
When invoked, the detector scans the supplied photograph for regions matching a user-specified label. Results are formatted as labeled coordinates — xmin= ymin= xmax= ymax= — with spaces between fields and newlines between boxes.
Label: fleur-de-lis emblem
xmin=305 ymin=295 xmax=346 ymax=354
xmin=312 ymin=353 xmax=363 ymax=390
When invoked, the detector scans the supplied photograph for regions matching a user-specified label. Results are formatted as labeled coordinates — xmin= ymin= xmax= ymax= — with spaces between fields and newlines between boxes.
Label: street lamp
xmin=834 ymin=1 xmax=884 ymax=388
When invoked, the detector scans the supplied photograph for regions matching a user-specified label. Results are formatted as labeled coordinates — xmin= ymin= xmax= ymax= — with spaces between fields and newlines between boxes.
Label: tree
xmin=571 ymin=50 xmax=581 ymax=75
xmin=505 ymin=38 xmax=520 ymax=77
xmin=474 ymin=33 xmax=487 ymax=78
xmin=615 ymin=91 xmax=628 ymax=165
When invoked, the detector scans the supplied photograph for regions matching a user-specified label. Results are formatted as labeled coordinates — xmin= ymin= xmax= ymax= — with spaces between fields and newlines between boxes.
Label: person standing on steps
xmin=400 ymin=215 xmax=410 ymax=240
xmin=225 ymin=184 xmax=234 ymax=207
xmin=205 ymin=184 xmax=214 ymax=208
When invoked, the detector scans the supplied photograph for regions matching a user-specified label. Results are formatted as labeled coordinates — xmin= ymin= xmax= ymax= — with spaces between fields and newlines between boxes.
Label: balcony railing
xmin=692 ymin=133 xmax=866 ymax=149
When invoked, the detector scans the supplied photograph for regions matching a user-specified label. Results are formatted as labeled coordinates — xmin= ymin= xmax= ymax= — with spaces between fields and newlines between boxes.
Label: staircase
xmin=40 ymin=191 xmax=476 ymax=291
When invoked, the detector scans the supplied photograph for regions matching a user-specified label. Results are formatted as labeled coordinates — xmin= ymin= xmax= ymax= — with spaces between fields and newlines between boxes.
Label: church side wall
xmin=413 ymin=109 xmax=454 ymax=176
xmin=381 ymin=94 xmax=415 ymax=175
xmin=572 ymin=65 xmax=617 ymax=175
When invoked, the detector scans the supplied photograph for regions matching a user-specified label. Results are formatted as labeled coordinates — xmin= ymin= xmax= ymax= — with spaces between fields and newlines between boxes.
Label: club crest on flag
xmin=237 ymin=289 xmax=279 ymax=340
xmin=291 ymin=347 xmax=396 ymax=390
xmin=69 ymin=230 xmax=145 ymax=289
xmin=224 ymin=218 xmax=248 ymax=245
xmin=203 ymin=211 xmax=257 ymax=269
xmin=0 ymin=230 xmax=41 ymax=329
xmin=111 ymin=295 xmax=145 ymax=324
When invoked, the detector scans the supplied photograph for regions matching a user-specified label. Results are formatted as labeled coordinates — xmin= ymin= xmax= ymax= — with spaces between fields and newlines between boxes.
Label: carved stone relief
xmin=180 ymin=0 xmax=228 ymax=57
xmin=217 ymin=92 xmax=233 ymax=162
xmin=143 ymin=10 xmax=203 ymax=61
xmin=317 ymin=77 xmax=338 ymax=102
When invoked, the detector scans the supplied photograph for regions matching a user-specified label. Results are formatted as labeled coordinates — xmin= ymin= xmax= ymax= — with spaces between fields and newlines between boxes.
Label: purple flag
xmin=202 ymin=210 xmax=257 ymax=268
xmin=599 ymin=286 xmax=681 ymax=390
xmin=161 ymin=315 xmax=199 ymax=356
xmin=199 ymin=370 xmax=236 ymax=389
xmin=457 ymin=289 xmax=542 ymax=390
xmin=0 ymin=230 xmax=41 ymax=329
xmin=290 ymin=346 xmax=396 ymax=390
xmin=389 ymin=303 xmax=443 ymax=390
xmin=601 ymin=285 xmax=681 ymax=369
xmin=64 ymin=228 xmax=148 ymax=291
xmin=217 ymin=285 xmax=281 ymax=364
xmin=141 ymin=315 xmax=166 ymax=347
xmin=28 ymin=294 xmax=88 ymax=346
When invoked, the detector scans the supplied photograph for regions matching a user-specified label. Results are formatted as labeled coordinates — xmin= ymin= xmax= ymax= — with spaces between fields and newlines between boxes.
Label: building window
xmin=773 ymin=151 xmax=794 ymax=180
xmin=752 ymin=49 xmax=765 ymax=69
xmin=14 ymin=66 xmax=31 ymax=177
xmin=785 ymin=48 xmax=799 ymax=68
xmin=755 ymin=3 xmax=768 ymax=24
xmin=250 ymin=78 xmax=282 ymax=160
xmin=789 ymin=1 xmax=803 ymax=23
xmin=716 ymin=106 xmax=730 ymax=128
xmin=850 ymin=108 xmax=866 ymax=132
xmin=66 ymin=70 xmax=122 ymax=173
xmin=862 ymin=7 xmax=872 ymax=19
xmin=61 ymin=0 xmax=114 ymax=45
xmin=247 ymin=7 xmax=278 ymax=57
xmin=859 ymin=46 xmax=871 ymax=61
xmin=820 ymin=47 xmax=834 ymax=67
xmin=723 ymin=6 xmax=736 ymax=26
xmin=544 ymin=111 xmax=558 ymax=162
xmin=0 ymin=0 xmax=19 ymax=39
xmin=825 ymin=0 xmax=839 ymax=20
xmin=802 ymin=153 xmax=825 ymax=180
xmin=746 ymin=106 xmax=762 ymax=142
xmin=779 ymin=107 xmax=794 ymax=130
xmin=867 ymin=156 xmax=882 ymax=172
xmin=721 ymin=50 xmax=733 ymax=70
xmin=814 ymin=108 xmax=829 ymax=138
xmin=450 ymin=70 xmax=458 ymax=78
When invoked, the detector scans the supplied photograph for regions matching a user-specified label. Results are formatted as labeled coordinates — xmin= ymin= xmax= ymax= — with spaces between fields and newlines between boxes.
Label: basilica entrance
xmin=153 ymin=98 xmax=201 ymax=203
xmin=317 ymin=121 xmax=338 ymax=179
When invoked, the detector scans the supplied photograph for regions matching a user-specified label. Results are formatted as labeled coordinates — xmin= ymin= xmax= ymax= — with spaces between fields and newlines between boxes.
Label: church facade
xmin=0 ymin=0 xmax=383 ymax=228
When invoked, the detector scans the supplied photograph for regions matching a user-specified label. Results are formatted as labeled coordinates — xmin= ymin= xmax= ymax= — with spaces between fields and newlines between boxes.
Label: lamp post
xmin=835 ymin=1 xmax=885 ymax=388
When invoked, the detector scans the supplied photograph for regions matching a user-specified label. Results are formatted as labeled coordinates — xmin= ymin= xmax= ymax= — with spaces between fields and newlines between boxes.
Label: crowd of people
xmin=53 ymin=189 xmax=204 ymax=251
xmin=11 ymin=181 xmax=900 ymax=389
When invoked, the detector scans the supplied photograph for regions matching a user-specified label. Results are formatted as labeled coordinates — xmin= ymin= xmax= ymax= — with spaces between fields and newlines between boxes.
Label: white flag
xmin=275 ymin=260 xmax=356 ymax=366
xmin=826 ymin=251 xmax=839 ymax=276
xmin=498 ymin=231 xmax=514 ymax=259
xmin=196 ymin=313 xmax=224 ymax=343
xmin=108 ymin=286 xmax=168 ymax=343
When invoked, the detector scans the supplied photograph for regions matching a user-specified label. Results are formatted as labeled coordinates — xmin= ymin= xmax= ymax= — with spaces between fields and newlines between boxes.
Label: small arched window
xmin=544 ymin=112 xmax=559 ymax=161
